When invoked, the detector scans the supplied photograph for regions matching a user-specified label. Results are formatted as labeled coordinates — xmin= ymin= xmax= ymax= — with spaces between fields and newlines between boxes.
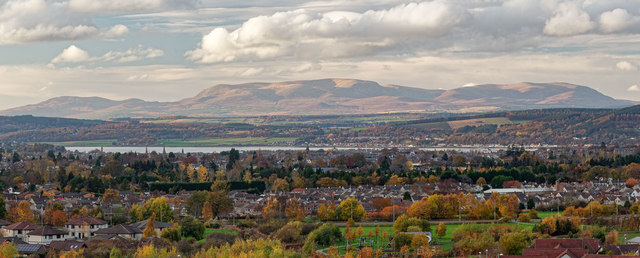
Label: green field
xmin=39 ymin=139 xmax=118 ymax=147
xmin=158 ymin=137 xmax=298 ymax=146
xmin=447 ymin=117 xmax=514 ymax=129
xmin=523 ymin=211 xmax=560 ymax=219
xmin=332 ymin=222 xmax=536 ymax=255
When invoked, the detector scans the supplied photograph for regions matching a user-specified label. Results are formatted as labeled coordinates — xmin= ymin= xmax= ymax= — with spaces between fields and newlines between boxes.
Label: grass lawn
xmin=618 ymin=231 xmax=640 ymax=244
xmin=523 ymin=211 xmax=560 ymax=219
xmin=332 ymin=226 xmax=395 ymax=251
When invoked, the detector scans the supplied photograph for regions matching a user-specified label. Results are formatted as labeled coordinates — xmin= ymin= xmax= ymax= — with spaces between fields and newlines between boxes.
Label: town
xmin=0 ymin=143 xmax=638 ymax=257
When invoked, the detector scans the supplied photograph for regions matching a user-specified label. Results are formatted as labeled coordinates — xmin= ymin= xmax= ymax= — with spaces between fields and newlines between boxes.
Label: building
xmin=2 ymin=221 xmax=42 ymax=240
xmin=94 ymin=224 xmax=142 ymax=240
xmin=503 ymin=238 xmax=605 ymax=258
xmin=129 ymin=219 xmax=173 ymax=235
xmin=26 ymin=227 xmax=67 ymax=245
xmin=64 ymin=217 xmax=109 ymax=239
xmin=16 ymin=244 xmax=46 ymax=256
xmin=49 ymin=240 xmax=87 ymax=252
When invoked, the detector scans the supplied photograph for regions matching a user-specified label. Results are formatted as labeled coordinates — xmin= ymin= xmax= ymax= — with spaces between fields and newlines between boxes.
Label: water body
xmin=66 ymin=146 xmax=536 ymax=153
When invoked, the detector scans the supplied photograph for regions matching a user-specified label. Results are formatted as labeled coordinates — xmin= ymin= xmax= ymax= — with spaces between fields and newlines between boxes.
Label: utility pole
xmin=458 ymin=199 xmax=461 ymax=222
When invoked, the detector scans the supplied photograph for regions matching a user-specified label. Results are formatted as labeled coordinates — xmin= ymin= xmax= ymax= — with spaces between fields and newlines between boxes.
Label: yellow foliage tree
xmin=197 ymin=165 xmax=209 ymax=183
xmin=202 ymin=201 xmax=213 ymax=221
xmin=285 ymin=198 xmax=305 ymax=221
xmin=142 ymin=213 xmax=157 ymax=238
xmin=0 ymin=243 xmax=18 ymax=258
xmin=262 ymin=196 xmax=279 ymax=220
xmin=436 ymin=222 xmax=446 ymax=238
xmin=133 ymin=245 xmax=178 ymax=258
xmin=411 ymin=234 xmax=430 ymax=249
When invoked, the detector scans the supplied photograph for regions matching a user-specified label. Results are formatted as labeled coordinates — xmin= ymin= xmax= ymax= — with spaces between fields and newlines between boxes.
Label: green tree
xmin=160 ymin=226 xmax=181 ymax=242
xmin=303 ymin=223 xmax=342 ymax=254
xmin=185 ymin=191 xmax=208 ymax=217
xmin=109 ymin=247 xmax=122 ymax=258
xmin=142 ymin=197 xmax=173 ymax=223
xmin=394 ymin=214 xmax=431 ymax=233
xmin=181 ymin=216 xmax=205 ymax=240
xmin=499 ymin=232 xmax=528 ymax=255
xmin=0 ymin=195 xmax=7 ymax=220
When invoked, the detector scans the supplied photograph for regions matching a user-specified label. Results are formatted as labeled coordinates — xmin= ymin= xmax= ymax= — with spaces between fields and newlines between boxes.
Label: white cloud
xmin=617 ymin=61 xmax=638 ymax=71
xmin=51 ymin=45 xmax=91 ymax=63
xmin=102 ymin=45 xmax=165 ymax=63
xmin=0 ymin=0 xmax=131 ymax=44
xmin=628 ymin=85 xmax=640 ymax=92
xmin=600 ymin=9 xmax=632 ymax=33
xmin=187 ymin=1 xmax=466 ymax=63
xmin=69 ymin=0 xmax=198 ymax=13
xmin=543 ymin=2 xmax=595 ymax=36
xmin=52 ymin=45 xmax=164 ymax=64
xmin=100 ymin=24 xmax=129 ymax=38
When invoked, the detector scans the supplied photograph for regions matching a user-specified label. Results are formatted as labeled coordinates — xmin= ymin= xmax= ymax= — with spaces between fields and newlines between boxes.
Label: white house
xmin=64 ymin=217 xmax=109 ymax=239
xmin=26 ymin=227 xmax=67 ymax=245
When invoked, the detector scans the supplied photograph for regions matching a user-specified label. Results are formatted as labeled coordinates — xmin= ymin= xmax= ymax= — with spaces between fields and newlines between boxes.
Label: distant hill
xmin=0 ymin=79 xmax=634 ymax=119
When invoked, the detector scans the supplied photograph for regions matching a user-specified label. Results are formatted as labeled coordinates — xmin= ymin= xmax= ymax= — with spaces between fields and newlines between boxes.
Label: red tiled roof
xmin=3 ymin=221 xmax=42 ymax=231
xmin=65 ymin=217 xmax=108 ymax=226
xmin=27 ymin=227 xmax=65 ymax=236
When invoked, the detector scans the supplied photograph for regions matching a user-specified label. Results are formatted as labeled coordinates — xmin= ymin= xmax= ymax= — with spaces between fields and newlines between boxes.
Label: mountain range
xmin=0 ymin=79 xmax=634 ymax=119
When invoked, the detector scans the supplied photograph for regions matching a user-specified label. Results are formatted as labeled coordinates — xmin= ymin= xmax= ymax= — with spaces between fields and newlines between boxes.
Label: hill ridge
xmin=0 ymin=79 xmax=634 ymax=119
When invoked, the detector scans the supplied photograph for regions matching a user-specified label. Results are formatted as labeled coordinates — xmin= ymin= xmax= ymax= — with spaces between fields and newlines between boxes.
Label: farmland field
xmin=447 ymin=117 xmax=514 ymax=129
xmin=158 ymin=137 xmax=298 ymax=146
xmin=39 ymin=139 xmax=118 ymax=147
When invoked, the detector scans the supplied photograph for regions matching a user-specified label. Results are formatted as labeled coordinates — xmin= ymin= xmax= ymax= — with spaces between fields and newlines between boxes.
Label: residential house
xmin=129 ymin=219 xmax=173 ymax=235
xmin=94 ymin=224 xmax=142 ymax=240
xmin=64 ymin=217 xmax=109 ymax=239
xmin=49 ymin=240 xmax=87 ymax=253
xmin=26 ymin=227 xmax=67 ymax=245
xmin=2 ymin=221 xmax=42 ymax=240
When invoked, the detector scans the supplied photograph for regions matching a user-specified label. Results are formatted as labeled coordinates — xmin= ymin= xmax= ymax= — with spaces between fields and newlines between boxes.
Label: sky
xmin=0 ymin=0 xmax=639 ymax=109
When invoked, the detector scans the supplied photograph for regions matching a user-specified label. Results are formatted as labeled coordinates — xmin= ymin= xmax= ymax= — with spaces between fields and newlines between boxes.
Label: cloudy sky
xmin=0 ymin=0 xmax=639 ymax=109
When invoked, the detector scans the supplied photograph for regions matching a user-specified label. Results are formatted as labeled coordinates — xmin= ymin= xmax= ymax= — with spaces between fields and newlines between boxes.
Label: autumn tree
xmin=262 ymin=196 xmax=280 ymax=220
xmin=272 ymin=178 xmax=290 ymax=192
xmin=411 ymin=233 xmax=430 ymax=249
xmin=436 ymin=222 xmax=446 ymax=238
xmin=141 ymin=197 xmax=173 ymax=223
xmin=0 ymin=243 xmax=18 ymax=258
xmin=476 ymin=177 xmax=487 ymax=186
xmin=626 ymin=178 xmax=639 ymax=188
xmin=8 ymin=201 xmax=34 ymax=223
xmin=143 ymin=213 xmax=157 ymax=238
xmin=337 ymin=197 xmax=365 ymax=221
xmin=499 ymin=232 xmax=529 ymax=255
xmin=370 ymin=197 xmax=392 ymax=211
xmin=103 ymin=189 xmax=121 ymax=204
xmin=317 ymin=202 xmax=336 ymax=221
xmin=133 ymin=245 xmax=178 ymax=258
xmin=285 ymin=198 xmax=306 ymax=221
xmin=51 ymin=210 xmax=68 ymax=227
xmin=605 ymin=230 xmax=619 ymax=245
xmin=197 ymin=165 xmax=209 ymax=182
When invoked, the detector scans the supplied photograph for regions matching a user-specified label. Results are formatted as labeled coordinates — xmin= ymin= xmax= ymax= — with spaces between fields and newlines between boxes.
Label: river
xmin=65 ymin=146 xmax=536 ymax=153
